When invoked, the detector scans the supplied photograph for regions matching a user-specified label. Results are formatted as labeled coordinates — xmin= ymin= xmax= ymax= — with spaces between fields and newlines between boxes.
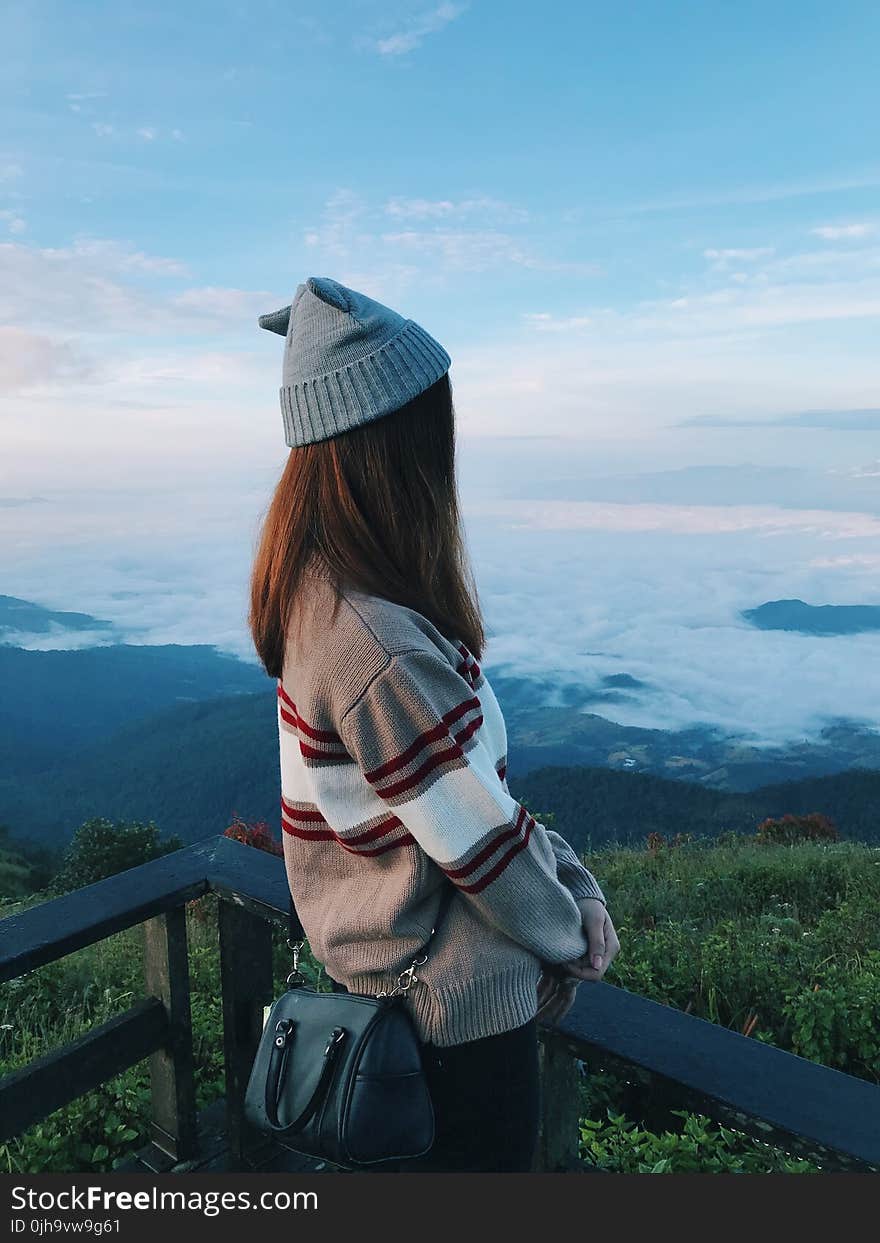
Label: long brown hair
xmin=249 ymin=372 xmax=485 ymax=679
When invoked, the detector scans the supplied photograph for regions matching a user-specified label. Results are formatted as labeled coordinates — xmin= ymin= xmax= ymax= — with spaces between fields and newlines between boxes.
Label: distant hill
xmin=742 ymin=598 xmax=880 ymax=635
xmin=0 ymin=642 xmax=270 ymax=776
xmin=489 ymin=669 xmax=880 ymax=791
xmin=0 ymin=824 xmax=57 ymax=899
xmin=0 ymin=682 xmax=877 ymax=848
xmin=1 ymin=596 xmax=879 ymax=850
xmin=0 ymin=690 xmax=279 ymax=847
xmin=515 ymin=765 xmax=880 ymax=850
xmin=0 ymin=594 xmax=116 ymax=641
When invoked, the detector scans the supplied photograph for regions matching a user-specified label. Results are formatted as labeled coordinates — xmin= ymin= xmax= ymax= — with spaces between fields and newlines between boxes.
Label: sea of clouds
xmin=2 ymin=432 xmax=878 ymax=750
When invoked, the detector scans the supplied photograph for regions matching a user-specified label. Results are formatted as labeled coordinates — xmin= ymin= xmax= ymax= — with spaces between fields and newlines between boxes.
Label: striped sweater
xmin=277 ymin=562 xmax=607 ymax=1046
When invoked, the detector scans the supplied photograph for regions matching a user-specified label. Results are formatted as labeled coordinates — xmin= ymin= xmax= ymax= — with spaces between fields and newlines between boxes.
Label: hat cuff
xmin=279 ymin=319 xmax=451 ymax=448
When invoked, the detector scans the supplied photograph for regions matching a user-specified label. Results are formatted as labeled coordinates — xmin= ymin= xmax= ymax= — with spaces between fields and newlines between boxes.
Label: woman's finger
xmin=562 ymin=958 xmax=604 ymax=982
xmin=583 ymin=906 xmax=606 ymax=972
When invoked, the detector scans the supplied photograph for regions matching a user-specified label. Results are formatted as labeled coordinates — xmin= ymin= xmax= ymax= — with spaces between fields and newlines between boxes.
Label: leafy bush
xmin=756 ymin=812 xmax=839 ymax=846
xmin=579 ymin=1110 xmax=819 ymax=1173
xmin=52 ymin=818 xmax=183 ymax=892
xmin=223 ymin=814 xmax=283 ymax=856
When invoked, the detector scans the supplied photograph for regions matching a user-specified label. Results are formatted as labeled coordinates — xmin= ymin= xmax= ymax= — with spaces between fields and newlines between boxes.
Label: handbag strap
xmin=264 ymin=1020 xmax=346 ymax=1133
xmin=287 ymin=876 xmax=456 ymax=997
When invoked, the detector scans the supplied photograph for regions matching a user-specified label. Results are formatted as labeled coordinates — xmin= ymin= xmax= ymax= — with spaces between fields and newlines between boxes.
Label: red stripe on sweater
xmin=456 ymin=642 xmax=482 ymax=682
xmin=441 ymin=805 xmax=530 ymax=881
xmin=454 ymin=815 xmax=534 ymax=893
xmin=281 ymin=823 xmax=336 ymax=841
xmin=370 ymin=713 xmax=482 ymax=800
xmin=280 ymin=798 xmax=326 ymax=824
xmin=277 ymin=683 xmax=344 ymax=743
xmin=363 ymin=695 xmax=481 ymax=783
xmin=281 ymin=798 xmax=407 ymax=848
xmin=374 ymin=739 xmax=462 ymax=799
xmin=298 ymin=739 xmax=351 ymax=762
xmin=455 ymin=713 xmax=483 ymax=747
xmin=282 ymin=817 xmax=414 ymax=857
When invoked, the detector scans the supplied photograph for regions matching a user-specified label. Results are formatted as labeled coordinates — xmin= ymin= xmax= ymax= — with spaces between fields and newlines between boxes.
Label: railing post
xmin=143 ymin=906 xmax=197 ymax=1162
xmin=218 ymin=898 xmax=275 ymax=1167
xmin=533 ymin=1031 xmax=583 ymax=1172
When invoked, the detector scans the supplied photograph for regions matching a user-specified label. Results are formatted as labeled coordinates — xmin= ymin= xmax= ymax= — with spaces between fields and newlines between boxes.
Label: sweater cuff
xmin=564 ymin=867 xmax=606 ymax=905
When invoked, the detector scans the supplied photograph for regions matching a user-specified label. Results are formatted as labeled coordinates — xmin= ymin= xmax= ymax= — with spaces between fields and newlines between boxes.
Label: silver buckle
xmin=286 ymin=938 xmax=306 ymax=987
xmin=376 ymin=951 xmax=428 ymax=998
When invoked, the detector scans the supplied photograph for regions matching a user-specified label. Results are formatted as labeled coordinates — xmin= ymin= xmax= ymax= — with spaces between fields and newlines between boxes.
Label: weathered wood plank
xmin=0 ymin=998 xmax=167 ymax=1141
xmin=533 ymin=1031 xmax=583 ymax=1172
xmin=143 ymin=907 xmax=197 ymax=1161
xmin=0 ymin=841 xmax=216 ymax=982
xmin=556 ymin=982 xmax=880 ymax=1170
xmin=218 ymin=897 xmax=275 ymax=1166
xmin=207 ymin=835 xmax=292 ymax=922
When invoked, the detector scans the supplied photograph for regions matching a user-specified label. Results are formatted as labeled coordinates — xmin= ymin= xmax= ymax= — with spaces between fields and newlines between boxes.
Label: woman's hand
xmin=535 ymin=970 xmax=580 ymax=1025
xmin=564 ymin=898 xmax=620 ymax=982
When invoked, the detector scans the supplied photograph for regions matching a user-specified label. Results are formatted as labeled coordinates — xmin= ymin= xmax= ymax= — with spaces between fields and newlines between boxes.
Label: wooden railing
xmin=1 ymin=836 xmax=878 ymax=1172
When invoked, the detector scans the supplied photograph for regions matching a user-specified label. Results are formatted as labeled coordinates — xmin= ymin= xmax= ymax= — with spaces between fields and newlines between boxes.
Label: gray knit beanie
xmin=258 ymin=276 xmax=452 ymax=448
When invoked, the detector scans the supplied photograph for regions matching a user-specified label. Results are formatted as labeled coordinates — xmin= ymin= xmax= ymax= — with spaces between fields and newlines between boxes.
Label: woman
xmin=249 ymin=276 xmax=620 ymax=1173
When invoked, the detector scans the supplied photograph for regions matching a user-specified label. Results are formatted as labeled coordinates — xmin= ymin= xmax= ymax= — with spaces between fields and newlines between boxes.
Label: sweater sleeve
xmin=496 ymin=768 xmax=606 ymax=906
xmin=335 ymin=648 xmax=592 ymax=967
xmin=544 ymin=830 xmax=607 ymax=906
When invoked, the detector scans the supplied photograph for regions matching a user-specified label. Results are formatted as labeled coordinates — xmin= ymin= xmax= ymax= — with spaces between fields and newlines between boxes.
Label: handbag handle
xmin=288 ymin=876 xmax=456 ymax=997
xmin=264 ymin=1020 xmax=347 ymax=1133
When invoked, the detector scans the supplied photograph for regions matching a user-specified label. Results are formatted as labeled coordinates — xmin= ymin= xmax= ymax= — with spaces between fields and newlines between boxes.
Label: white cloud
xmin=385 ymin=196 xmax=528 ymax=223
xmin=625 ymin=170 xmax=880 ymax=215
xmin=517 ymin=257 xmax=880 ymax=346
xmin=4 ymin=476 xmax=880 ymax=746
xmin=0 ymin=326 xmax=95 ymax=394
xmin=468 ymin=498 xmax=880 ymax=539
xmin=137 ymin=127 xmax=157 ymax=141
xmin=380 ymin=227 xmax=552 ymax=271
xmin=0 ymin=162 xmax=23 ymax=182
xmin=55 ymin=237 xmax=189 ymax=275
xmin=0 ymin=237 xmax=275 ymax=401
xmin=91 ymin=122 xmax=115 ymax=137
xmin=374 ymin=3 xmax=466 ymax=55
xmin=171 ymin=285 xmax=278 ymax=321
xmin=66 ymin=90 xmax=105 ymax=113
xmin=811 ymin=223 xmax=874 ymax=240
xmin=523 ymin=312 xmax=593 ymax=331
xmin=304 ymin=188 xmax=596 ymax=280
xmin=827 ymin=459 xmax=880 ymax=478
xmin=704 ymin=247 xmax=775 ymax=263
xmin=0 ymin=210 xmax=25 ymax=235
xmin=105 ymin=349 xmax=263 ymax=389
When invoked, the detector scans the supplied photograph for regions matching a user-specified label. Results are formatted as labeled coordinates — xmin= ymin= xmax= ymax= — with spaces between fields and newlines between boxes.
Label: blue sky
xmin=2 ymin=2 xmax=880 ymax=744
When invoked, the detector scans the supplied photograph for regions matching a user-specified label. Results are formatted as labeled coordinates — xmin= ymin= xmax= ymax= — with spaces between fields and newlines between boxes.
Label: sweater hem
xmin=339 ymin=959 xmax=543 ymax=1048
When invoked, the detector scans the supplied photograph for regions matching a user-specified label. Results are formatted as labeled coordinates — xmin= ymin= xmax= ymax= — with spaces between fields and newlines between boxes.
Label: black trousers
xmin=395 ymin=1018 xmax=541 ymax=1173
xmin=328 ymin=978 xmax=541 ymax=1173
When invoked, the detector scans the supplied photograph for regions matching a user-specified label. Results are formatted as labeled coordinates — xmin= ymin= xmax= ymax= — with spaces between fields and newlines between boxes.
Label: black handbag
xmin=243 ymin=883 xmax=454 ymax=1168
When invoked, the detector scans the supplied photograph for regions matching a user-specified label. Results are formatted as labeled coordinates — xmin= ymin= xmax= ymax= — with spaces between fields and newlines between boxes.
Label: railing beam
xmin=143 ymin=907 xmax=198 ymax=1162
xmin=0 ymin=999 xmax=167 ymax=1142
xmin=218 ymin=897 xmax=275 ymax=1167
xmin=533 ymin=1031 xmax=584 ymax=1172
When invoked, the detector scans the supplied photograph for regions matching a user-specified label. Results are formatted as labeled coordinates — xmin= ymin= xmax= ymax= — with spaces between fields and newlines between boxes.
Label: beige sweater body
xmin=278 ymin=567 xmax=606 ymax=1046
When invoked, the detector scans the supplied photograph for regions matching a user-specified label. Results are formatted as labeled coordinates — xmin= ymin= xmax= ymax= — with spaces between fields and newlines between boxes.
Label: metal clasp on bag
xmin=376 ymin=951 xmax=429 ymax=998
xmin=324 ymin=1027 xmax=346 ymax=1056
xmin=274 ymin=1017 xmax=294 ymax=1048
xmin=286 ymin=938 xmax=307 ymax=988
